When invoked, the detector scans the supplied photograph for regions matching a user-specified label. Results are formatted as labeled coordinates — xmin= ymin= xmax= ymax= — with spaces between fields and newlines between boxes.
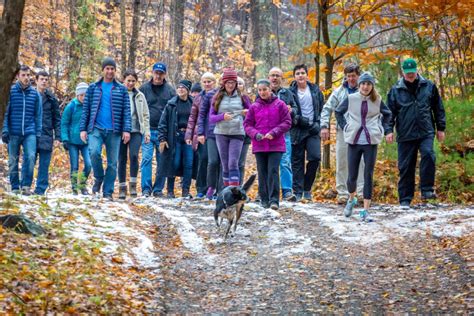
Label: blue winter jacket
xmin=2 ymin=82 xmax=42 ymax=137
xmin=79 ymin=78 xmax=131 ymax=133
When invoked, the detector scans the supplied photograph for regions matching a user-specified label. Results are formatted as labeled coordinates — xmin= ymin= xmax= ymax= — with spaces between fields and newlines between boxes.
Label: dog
xmin=214 ymin=174 xmax=256 ymax=239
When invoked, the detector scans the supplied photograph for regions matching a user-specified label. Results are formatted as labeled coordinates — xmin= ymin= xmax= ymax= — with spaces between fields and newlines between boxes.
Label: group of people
xmin=2 ymin=57 xmax=446 ymax=220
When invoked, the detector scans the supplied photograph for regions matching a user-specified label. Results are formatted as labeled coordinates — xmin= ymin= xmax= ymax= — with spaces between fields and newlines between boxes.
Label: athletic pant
xmin=347 ymin=144 xmax=377 ymax=200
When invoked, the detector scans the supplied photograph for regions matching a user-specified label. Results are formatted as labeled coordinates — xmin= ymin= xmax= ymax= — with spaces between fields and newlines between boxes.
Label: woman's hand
xmin=385 ymin=133 xmax=394 ymax=144
xmin=197 ymin=135 xmax=206 ymax=144
xmin=242 ymin=109 xmax=248 ymax=116
xmin=264 ymin=133 xmax=274 ymax=140
xmin=224 ymin=113 xmax=233 ymax=121
xmin=185 ymin=139 xmax=192 ymax=145
xmin=144 ymin=134 xmax=150 ymax=144
xmin=159 ymin=141 xmax=169 ymax=153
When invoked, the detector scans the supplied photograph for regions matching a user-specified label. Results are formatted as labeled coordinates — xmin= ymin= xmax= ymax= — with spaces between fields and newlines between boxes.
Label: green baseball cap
xmin=402 ymin=58 xmax=417 ymax=74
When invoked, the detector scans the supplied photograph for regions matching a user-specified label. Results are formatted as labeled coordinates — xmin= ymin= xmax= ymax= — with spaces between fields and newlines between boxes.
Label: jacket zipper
xmin=22 ymin=89 xmax=26 ymax=135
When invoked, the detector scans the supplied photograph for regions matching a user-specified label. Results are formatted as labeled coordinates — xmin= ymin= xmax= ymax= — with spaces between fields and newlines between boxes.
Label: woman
xmin=210 ymin=69 xmax=251 ymax=187
xmin=237 ymin=76 xmax=253 ymax=184
xmin=158 ymin=79 xmax=194 ymax=198
xmin=61 ymin=82 xmax=91 ymax=195
xmin=118 ymin=70 xmax=150 ymax=199
xmin=335 ymin=72 xmax=393 ymax=221
xmin=244 ymin=79 xmax=291 ymax=210
xmin=185 ymin=73 xmax=216 ymax=199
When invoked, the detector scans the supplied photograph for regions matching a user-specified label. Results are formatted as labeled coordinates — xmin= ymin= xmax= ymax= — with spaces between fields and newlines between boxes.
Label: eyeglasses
xmin=269 ymin=74 xmax=282 ymax=78
xmin=295 ymin=72 xmax=306 ymax=76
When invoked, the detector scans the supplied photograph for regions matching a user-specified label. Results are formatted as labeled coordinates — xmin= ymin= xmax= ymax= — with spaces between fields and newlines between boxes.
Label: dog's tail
xmin=242 ymin=174 xmax=257 ymax=193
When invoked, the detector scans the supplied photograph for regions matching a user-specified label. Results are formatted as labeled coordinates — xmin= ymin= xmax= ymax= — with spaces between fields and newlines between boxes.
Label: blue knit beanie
xmin=358 ymin=72 xmax=375 ymax=85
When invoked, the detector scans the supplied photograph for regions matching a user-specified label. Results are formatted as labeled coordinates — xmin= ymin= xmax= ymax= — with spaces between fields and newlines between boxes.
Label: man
xmin=2 ymin=65 xmax=42 ymax=195
xmin=139 ymin=62 xmax=176 ymax=197
xmin=80 ymin=57 xmax=131 ymax=200
xmin=268 ymin=67 xmax=297 ymax=202
xmin=34 ymin=70 xmax=61 ymax=195
xmin=387 ymin=58 xmax=446 ymax=208
xmin=289 ymin=64 xmax=325 ymax=201
xmin=320 ymin=63 xmax=364 ymax=204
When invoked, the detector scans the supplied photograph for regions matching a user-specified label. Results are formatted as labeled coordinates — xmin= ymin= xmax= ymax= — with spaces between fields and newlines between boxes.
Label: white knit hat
xmin=201 ymin=72 xmax=216 ymax=82
xmin=75 ymin=82 xmax=89 ymax=96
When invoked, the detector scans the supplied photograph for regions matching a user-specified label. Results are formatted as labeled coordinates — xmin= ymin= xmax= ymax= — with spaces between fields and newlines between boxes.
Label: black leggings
xmin=255 ymin=152 xmax=282 ymax=205
xmin=347 ymin=144 xmax=377 ymax=199
xmin=118 ymin=132 xmax=142 ymax=183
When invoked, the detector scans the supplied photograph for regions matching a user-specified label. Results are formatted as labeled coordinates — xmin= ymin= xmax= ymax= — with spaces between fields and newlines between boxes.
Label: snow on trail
xmin=16 ymin=192 xmax=159 ymax=269
xmin=292 ymin=203 xmax=474 ymax=245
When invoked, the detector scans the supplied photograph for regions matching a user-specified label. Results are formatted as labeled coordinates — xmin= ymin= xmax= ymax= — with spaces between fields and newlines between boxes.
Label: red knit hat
xmin=221 ymin=68 xmax=238 ymax=85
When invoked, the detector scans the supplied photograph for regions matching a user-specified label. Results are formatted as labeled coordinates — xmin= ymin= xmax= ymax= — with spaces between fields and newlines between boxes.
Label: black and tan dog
xmin=214 ymin=174 xmax=256 ymax=239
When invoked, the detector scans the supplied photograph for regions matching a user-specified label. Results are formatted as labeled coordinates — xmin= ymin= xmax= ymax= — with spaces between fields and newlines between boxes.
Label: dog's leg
xmin=224 ymin=218 xmax=233 ymax=240
xmin=233 ymin=203 xmax=244 ymax=235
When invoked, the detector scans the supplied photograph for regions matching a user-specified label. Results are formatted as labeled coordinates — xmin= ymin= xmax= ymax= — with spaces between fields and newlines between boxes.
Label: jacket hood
xmin=255 ymin=94 xmax=278 ymax=105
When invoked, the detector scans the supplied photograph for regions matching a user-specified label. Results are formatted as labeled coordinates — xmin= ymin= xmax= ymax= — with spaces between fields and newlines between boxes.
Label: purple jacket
xmin=244 ymin=95 xmax=292 ymax=153
xmin=197 ymin=89 xmax=217 ymax=139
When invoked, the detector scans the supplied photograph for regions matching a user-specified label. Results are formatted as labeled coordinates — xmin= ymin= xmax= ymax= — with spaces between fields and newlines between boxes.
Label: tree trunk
xmin=0 ymin=0 xmax=26 ymax=130
xmin=128 ymin=0 xmax=141 ymax=70
xmin=249 ymin=0 xmax=261 ymax=60
xmin=120 ymin=0 xmax=127 ymax=72
xmin=272 ymin=3 xmax=281 ymax=68
xmin=320 ymin=0 xmax=333 ymax=170
xmin=173 ymin=0 xmax=185 ymax=84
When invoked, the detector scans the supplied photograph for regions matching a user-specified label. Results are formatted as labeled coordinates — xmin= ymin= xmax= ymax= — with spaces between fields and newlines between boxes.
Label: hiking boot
xmin=295 ymin=194 xmax=303 ymax=202
xmin=143 ymin=191 xmax=151 ymax=198
xmin=103 ymin=194 xmax=114 ymax=201
xmin=344 ymin=197 xmax=357 ymax=217
xmin=12 ymin=189 xmax=21 ymax=194
xmin=206 ymin=187 xmax=215 ymax=200
xmin=182 ymin=189 xmax=192 ymax=199
xmin=421 ymin=191 xmax=438 ymax=201
xmin=254 ymin=194 xmax=261 ymax=203
xmin=167 ymin=192 xmax=175 ymax=199
xmin=283 ymin=191 xmax=297 ymax=202
xmin=92 ymin=180 xmax=102 ymax=194
xmin=303 ymin=191 xmax=312 ymax=202
xmin=261 ymin=201 xmax=270 ymax=209
xmin=129 ymin=182 xmax=137 ymax=197
xmin=80 ymin=188 xmax=89 ymax=195
xmin=337 ymin=195 xmax=349 ymax=205
xmin=270 ymin=203 xmax=279 ymax=210
xmin=72 ymin=189 xmax=78 ymax=195
xmin=118 ymin=184 xmax=127 ymax=200
xmin=400 ymin=200 xmax=411 ymax=210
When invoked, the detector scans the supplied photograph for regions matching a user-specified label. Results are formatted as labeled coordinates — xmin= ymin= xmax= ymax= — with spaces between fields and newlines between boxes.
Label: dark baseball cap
xmin=152 ymin=62 xmax=167 ymax=73
xmin=402 ymin=58 xmax=417 ymax=74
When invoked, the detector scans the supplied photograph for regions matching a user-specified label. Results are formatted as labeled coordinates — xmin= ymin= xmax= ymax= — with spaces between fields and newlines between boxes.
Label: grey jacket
xmin=320 ymin=82 xmax=357 ymax=131
xmin=335 ymin=92 xmax=392 ymax=145
xmin=130 ymin=88 xmax=150 ymax=137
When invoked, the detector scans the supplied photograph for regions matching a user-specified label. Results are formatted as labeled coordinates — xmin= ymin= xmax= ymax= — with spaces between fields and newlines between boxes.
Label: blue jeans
xmin=69 ymin=144 xmax=92 ymax=191
xmin=140 ymin=129 xmax=165 ymax=194
xmin=34 ymin=149 xmax=53 ymax=194
xmin=88 ymin=128 xmax=121 ymax=196
xmin=8 ymin=134 xmax=36 ymax=190
xmin=168 ymin=131 xmax=194 ymax=192
xmin=280 ymin=133 xmax=293 ymax=194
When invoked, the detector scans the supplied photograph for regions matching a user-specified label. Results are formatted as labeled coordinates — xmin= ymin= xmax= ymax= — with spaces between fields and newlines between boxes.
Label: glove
xmin=297 ymin=116 xmax=311 ymax=128
xmin=255 ymin=133 xmax=264 ymax=141
xmin=2 ymin=132 xmax=9 ymax=144
xmin=63 ymin=142 xmax=69 ymax=151
xmin=159 ymin=141 xmax=168 ymax=153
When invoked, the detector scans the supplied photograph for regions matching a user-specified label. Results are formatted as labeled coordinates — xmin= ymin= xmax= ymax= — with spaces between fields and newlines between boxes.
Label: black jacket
xmin=139 ymin=79 xmax=176 ymax=129
xmin=289 ymin=81 xmax=325 ymax=144
xmin=38 ymin=89 xmax=61 ymax=151
xmin=387 ymin=75 xmax=446 ymax=143
xmin=157 ymin=95 xmax=194 ymax=178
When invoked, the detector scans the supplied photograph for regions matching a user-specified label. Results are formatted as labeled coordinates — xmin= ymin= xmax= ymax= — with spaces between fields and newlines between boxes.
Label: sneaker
xmin=359 ymin=209 xmax=372 ymax=222
xmin=153 ymin=191 xmax=164 ymax=198
xmin=421 ymin=191 xmax=438 ymax=201
xmin=103 ymin=194 xmax=114 ymax=201
xmin=167 ymin=192 xmax=175 ymax=199
xmin=143 ymin=191 xmax=151 ymax=198
xmin=195 ymin=193 xmax=205 ymax=199
xmin=344 ymin=197 xmax=357 ymax=217
xmin=283 ymin=191 xmax=297 ymax=202
xmin=92 ymin=180 xmax=102 ymax=194
xmin=295 ymin=194 xmax=303 ymax=202
xmin=270 ymin=203 xmax=279 ymax=210
xmin=80 ymin=188 xmax=89 ymax=195
xmin=254 ymin=194 xmax=261 ymax=203
xmin=182 ymin=190 xmax=192 ymax=199
xmin=12 ymin=189 xmax=21 ymax=194
xmin=206 ymin=187 xmax=215 ymax=200
xmin=21 ymin=187 xmax=33 ymax=196
xmin=303 ymin=191 xmax=312 ymax=202
xmin=400 ymin=201 xmax=411 ymax=210
xmin=337 ymin=195 xmax=349 ymax=205
xmin=72 ymin=189 xmax=78 ymax=195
